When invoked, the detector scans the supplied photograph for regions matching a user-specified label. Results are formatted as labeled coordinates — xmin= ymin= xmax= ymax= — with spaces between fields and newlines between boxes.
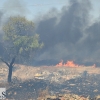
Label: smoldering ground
xmin=0 ymin=0 xmax=100 ymax=66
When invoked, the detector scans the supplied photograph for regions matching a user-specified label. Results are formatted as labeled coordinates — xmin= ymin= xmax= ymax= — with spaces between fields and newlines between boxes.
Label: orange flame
xmin=56 ymin=60 xmax=63 ymax=67
xmin=56 ymin=60 xmax=78 ymax=67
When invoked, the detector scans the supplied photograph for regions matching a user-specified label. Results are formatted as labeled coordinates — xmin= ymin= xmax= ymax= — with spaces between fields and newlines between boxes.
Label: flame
xmin=56 ymin=60 xmax=78 ymax=67
xmin=56 ymin=60 xmax=63 ymax=67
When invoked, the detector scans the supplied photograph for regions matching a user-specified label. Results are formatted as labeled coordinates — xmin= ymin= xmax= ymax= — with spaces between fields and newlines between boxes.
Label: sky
xmin=0 ymin=0 xmax=69 ymax=20
xmin=0 ymin=0 xmax=100 ymax=20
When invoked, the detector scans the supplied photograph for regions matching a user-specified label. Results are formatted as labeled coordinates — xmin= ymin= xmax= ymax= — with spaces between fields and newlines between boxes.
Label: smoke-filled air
xmin=0 ymin=0 xmax=100 ymax=66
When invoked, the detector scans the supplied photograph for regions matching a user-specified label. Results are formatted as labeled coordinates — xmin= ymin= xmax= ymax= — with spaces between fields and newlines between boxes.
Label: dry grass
xmin=1 ymin=62 xmax=100 ymax=100
xmin=0 ymin=62 xmax=100 ymax=83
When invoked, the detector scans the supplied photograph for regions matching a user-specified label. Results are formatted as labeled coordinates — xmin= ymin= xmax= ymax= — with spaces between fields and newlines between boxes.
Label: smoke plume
xmin=34 ymin=0 xmax=100 ymax=66
xmin=1 ymin=0 xmax=29 ymax=24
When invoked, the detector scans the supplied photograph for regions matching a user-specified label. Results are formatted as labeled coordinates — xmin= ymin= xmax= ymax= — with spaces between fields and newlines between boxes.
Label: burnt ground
xmin=49 ymin=74 xmax=100 ymax=98
xmin=6 ymin=79 xmax=48 ymax=100
xmin=3 ymin=74 xmax=100 ymax=100
xmin=0 ymin=63 xmax=100 ymax=99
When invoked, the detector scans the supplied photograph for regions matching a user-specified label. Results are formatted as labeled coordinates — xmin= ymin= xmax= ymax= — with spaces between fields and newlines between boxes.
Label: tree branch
xmin=10 ymin=56 xmax=16 ymax=66
xmin=0 ymin=57 xmax=10 ymax=67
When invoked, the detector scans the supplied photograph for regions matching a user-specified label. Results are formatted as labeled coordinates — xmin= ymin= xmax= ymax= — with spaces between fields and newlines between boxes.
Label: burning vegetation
xmin=56 ymin=60 xmax=79 ymax=67
xmin=56 ymin=60 xmax=97 ymax=68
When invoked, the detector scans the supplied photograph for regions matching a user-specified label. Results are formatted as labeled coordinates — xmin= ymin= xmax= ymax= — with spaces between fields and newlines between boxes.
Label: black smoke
xmin=34 ymin=0 xmax=100 ymax=66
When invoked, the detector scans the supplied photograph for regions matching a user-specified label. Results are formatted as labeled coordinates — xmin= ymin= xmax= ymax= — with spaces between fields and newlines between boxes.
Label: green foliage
xmin=3 ymin=16 xmax=43 ymax=58
xmin=3 ymin=16 xmax=34 ymax=40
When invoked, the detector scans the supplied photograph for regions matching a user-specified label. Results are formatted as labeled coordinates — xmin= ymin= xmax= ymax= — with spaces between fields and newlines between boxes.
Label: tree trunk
xmin=8 ymin=65 xmax=13 ymax=83
xmin=0 ymin=57 xmax=16 ymax=83
xmin=7 ymin=57 xmax=16 ymax=83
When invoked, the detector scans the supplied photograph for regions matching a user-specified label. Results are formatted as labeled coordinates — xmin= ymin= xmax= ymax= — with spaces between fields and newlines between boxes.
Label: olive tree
xmin=0 ymin=16 xmax=43 ymax=83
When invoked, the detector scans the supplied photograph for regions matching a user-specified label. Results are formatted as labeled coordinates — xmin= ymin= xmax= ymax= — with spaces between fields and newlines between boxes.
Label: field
xmin=0 ymin=62 xmax=100 ymax=82
xmin=0 ymin=62 xmax=100 ymax=99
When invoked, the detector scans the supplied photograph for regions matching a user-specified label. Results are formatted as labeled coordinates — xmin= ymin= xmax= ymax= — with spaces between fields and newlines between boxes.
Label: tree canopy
xmin=2 ymin=16 xmax=43 ymax=63
xmin=0 ymin=16 xmax=43 ymax=82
